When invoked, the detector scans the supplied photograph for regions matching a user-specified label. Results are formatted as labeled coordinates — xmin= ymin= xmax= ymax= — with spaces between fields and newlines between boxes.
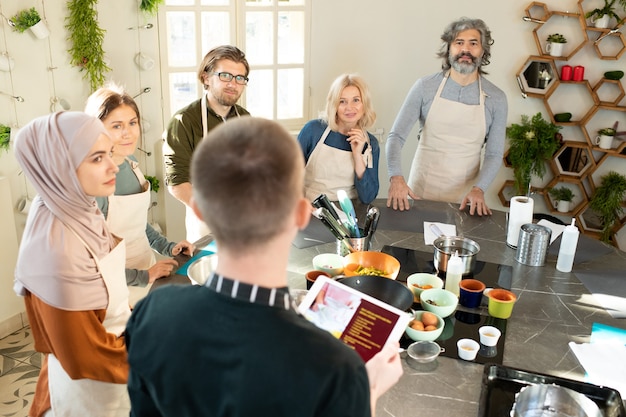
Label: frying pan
xmin=336 ymin=275 xmax=414 ymax=311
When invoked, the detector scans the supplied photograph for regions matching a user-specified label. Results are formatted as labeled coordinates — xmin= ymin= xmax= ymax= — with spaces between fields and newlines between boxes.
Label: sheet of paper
xmin=424 ymin=222 xmax=456 ymax=245
xmin=537 ymin=219 xmax=566 ymax=244
xmin=569 ymin=341 xmax=626 ymax=400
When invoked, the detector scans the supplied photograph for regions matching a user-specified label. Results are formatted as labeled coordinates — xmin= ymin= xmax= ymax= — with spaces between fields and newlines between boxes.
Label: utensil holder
xmin=515 ymin=223 xmax=551 ymax=266
xmin=336 ymin=228 xmax=369 ymax=256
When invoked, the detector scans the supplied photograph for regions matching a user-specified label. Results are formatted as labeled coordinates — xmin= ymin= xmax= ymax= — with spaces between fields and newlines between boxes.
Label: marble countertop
xmin=286 ymin=199 xmax=626 ymax=417
xmin=156 ymin=199 xmax=626 ymax=417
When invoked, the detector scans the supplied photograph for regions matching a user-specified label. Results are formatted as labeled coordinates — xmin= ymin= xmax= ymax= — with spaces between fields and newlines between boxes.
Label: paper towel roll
xmin=506 ymin=196 xmax=534 ymax=248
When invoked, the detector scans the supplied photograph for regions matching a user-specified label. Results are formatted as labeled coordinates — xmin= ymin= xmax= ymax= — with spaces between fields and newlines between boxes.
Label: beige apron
xmin=48 ymin=234 xmax=131 ymax=416
xmin=304 ymin=126 xmax=370 ymax=201
xmin=407 ymin=73 xmax=487 ymax=203
xmin=184 ymin=92 xmax=242 ymax=242
xmin=106 ymin=158 xmax=155 ymax=270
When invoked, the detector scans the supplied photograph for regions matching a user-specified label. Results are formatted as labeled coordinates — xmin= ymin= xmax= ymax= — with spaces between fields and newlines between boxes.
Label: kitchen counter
xmin=154 ymin=199 xmax=626 ymax=417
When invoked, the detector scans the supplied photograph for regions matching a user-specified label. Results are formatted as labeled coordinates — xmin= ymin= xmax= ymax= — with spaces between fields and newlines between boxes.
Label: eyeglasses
xmin=210 ymin=72 xmax=249 ymax=85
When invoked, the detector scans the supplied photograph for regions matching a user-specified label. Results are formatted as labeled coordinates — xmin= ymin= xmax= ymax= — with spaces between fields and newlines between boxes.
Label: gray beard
xmin=451 ymin=59 xmax=478 ymax=74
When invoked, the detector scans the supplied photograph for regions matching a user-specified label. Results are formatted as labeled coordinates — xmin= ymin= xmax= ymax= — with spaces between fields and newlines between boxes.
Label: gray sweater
xmin=386 ymin=71 xmax=508 ymax=192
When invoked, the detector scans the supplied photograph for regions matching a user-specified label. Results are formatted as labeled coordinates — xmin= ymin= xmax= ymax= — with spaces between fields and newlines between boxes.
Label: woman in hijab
xmin=14 ymin=111 xmax=131 ymax=416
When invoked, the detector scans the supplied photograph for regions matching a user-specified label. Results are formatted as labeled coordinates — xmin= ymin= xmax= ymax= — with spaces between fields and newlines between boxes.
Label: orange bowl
xmin=342 ymin=251 xmax=401 ymax=279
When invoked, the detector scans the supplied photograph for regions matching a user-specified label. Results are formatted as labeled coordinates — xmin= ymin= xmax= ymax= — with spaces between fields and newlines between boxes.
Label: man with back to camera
xmin=163 ymin=45 xmax=250 ymax=242
xmin=386 ymin=17 xmax=508 ymax=216
xmin=126 ymin=117 xmax=403 ymax=416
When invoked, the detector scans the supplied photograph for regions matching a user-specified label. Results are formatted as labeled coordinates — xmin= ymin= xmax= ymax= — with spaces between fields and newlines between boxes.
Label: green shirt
xmin=163 ymin=98 xmax=250 ymax=186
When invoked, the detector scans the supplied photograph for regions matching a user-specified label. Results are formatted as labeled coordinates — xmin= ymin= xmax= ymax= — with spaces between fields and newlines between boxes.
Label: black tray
xmin=478 ymin=363 xmax=626 ymax=417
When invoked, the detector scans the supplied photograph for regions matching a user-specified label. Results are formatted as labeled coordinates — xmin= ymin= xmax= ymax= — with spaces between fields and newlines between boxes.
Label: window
xmin=159 ymin=0 xmax=309 ymax=130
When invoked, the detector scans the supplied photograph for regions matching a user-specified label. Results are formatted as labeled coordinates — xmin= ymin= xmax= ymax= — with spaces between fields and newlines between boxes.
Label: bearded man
xmin=385 ymin=18 xmax=507 ymax=216
xmin=163 ymin=45 xmax=251 ymax=241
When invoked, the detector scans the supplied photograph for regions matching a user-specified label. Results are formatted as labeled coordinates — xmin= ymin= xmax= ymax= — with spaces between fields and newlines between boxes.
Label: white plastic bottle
xmin=445 ymin=251 xmax=463 ymax=297
xmin=556 ymin=219 xmax=579 ymax=273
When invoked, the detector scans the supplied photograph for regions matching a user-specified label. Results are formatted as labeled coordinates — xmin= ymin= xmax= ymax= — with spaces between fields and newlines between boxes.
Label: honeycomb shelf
xmin=501 ymin=1 xmax=626 ymax=246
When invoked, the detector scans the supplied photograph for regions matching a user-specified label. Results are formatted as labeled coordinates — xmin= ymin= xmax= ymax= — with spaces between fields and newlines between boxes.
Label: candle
xmin=561 ymin=65 xmax=572 ymax=81
xmin=573 ymin=66 xmax=585 ymax=81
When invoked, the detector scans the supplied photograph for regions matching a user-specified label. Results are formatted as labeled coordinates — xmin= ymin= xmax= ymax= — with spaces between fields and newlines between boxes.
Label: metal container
xmin=433 ymin=236 xmax=480 ymax=275
xmin=336 ymin=228 xmax=370 ymax=256
xmin=515 ymin=223 xmax=551 ymax=266
xmin=187 ymin=254 xmax=218 ymax=285
xmin=512 ymin=384 xmax=603 ymax=417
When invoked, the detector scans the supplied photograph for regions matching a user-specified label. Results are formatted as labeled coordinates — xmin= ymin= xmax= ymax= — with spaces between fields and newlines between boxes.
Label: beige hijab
xmin=14 ymin=112 xmax=116 ymax=311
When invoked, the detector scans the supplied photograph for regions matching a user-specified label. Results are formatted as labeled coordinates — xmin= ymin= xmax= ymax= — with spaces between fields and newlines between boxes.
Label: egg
xmin=410 ymin=320 xmax=425 ymax=331
xmin=421 ymin=312 xmax=439 ymax=328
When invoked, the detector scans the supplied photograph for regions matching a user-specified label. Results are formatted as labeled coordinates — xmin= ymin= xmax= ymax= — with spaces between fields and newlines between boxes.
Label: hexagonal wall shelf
xmin=593 ymin=78 xmax=625 ymax=105
xmin=517 ymin=56 xmax=559 ymax=98
xmin=533 ymin=11 xmax=587 ymax=60
xmin=543 ymin=176 xmax=588 ymax=216
xmin=580 ymin=105 xmax=626 ymax=151
xmin=525 ymin=2 xmax=550 ymax=22
xmin=550 ymin=140 xmax=595 ymax=178
xmin=544 ymin=80 xmax=597 ymax=124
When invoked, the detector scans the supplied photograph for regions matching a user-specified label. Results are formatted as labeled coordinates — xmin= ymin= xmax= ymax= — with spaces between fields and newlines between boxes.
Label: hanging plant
xmin=139 ymin=0 xmax=165 ymax=15
xmin=589 ymin=171 xmax=626 ymax=243
xmin=66 ymin=0 xmax=111 ymax=91
xmin=0 ymin=124 xmax=10 ymax=153
xmin=506 ymin=113 xmax=562 ymax=195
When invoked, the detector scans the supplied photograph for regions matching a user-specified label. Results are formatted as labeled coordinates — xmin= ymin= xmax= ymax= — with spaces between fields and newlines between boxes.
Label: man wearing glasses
xmin=163 ymin=45 xmax=250 ymax=242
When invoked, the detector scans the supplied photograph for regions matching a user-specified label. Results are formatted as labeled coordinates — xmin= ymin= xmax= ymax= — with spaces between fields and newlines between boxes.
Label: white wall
xmin=0 ymin=0 xmax=624 ymax=326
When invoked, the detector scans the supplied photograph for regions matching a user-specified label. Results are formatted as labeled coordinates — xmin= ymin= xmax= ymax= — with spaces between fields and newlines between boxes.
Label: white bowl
xmin=406 ymin=273 xmax=444 ymax=299
xmin=312 ymin=253 xmax=344 ymax=276
xmin=405 ymin=310 xmax=445 ymax=342
xmin=187 ymin=255 xmax=218 ymax=285
xmin=420 ymin=288 xmax=458 ymax=318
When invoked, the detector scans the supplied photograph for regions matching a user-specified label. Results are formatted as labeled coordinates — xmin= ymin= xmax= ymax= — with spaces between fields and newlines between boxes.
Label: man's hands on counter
xmin=148 ymin=259 xmax=180 ymax=284
xmin=460 ymin=186 xmax=492 ymax=216
xmin=386 ymin=176 xmax=419 ymax=211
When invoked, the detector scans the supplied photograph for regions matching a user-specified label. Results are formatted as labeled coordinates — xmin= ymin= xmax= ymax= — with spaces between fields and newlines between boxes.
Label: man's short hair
xmin=197 ymin=45 xmax=250 ymax=89
xmin=191 ymin=117 xmax=304 ymax=250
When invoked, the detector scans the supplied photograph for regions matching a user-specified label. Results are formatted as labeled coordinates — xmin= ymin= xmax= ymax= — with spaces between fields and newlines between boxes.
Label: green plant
xmin=598 ymin=127 xmax=616 ymax=136
xmin=548 ymin=186 xmax=574 ymax=202
xmin=66 ymin=0 xmax=111 ymax=92
xmin=145 ymin=175 xmax=160 ymax=193
xmin=585 ymin=0 xmax=623 ymax=22
xmin=10 ymin=7 xmax=41 ymax=33
xmin=0 ymin=124 xmax=10 ymax=153
xmin=589 ymin=171 xmax=626 ymax=242
xmin=546 ymin=33 xmax=567 ymax=43
xmin=506 ymin=113 xmax=562 ymax=196
xmin=139 ymin=0 xmax=165 ymax=15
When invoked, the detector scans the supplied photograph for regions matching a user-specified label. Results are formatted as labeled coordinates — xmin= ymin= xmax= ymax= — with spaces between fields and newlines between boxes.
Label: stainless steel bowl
xmin=433 ymin=236 xmax=480 ymax=275
xmin=512 ymin=384 xmax=603 ymax=417
xmin=187 ymin=254 xmax=218 ymax=285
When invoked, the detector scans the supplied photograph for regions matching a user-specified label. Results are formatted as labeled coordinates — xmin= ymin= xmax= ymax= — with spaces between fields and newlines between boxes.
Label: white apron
xmin=106 ymin=158 xmax=155 ymax=270
xmin=408 ymin=73 xmax=487 ymax=203
xmin=48 ymin=234 xmax=131 ymax=416
xmin=304 ymin=126 xmax=370 ymax=201
xmin=184 ymin=92 xmax=242 ymax=242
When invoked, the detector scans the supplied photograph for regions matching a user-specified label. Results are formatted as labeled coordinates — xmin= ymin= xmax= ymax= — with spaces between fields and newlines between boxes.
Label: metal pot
xmin=336 ymin=275 xmax=414 ymax=311
xmin=433 ymin=236 xmax=480 ymax=276
xmin=512 ymin=384 xmax=603 ymax=417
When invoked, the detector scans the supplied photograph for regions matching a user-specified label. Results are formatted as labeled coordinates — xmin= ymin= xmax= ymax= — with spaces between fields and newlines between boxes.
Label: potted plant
xmin=10 ymin=7 xmax=49 ymax=39
xmin=594 ymin=127 xmax=616 ymax=149
xmin=585 ymin=0 xmax=623 ymax=28
xmin=548 ymin=186 xmax=575 ymax=213
xmin=506 ymin=112 xmax=562 ymax=196
xmin=546 ymin=33 xmax=567 ymax=57
xmin=0 ymin=124 xmax=10 ymax=154
xmin=589 ymin=171 xmax=626 ymax=242
xmin=144 ymin=175 xmax=160 ymax=193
